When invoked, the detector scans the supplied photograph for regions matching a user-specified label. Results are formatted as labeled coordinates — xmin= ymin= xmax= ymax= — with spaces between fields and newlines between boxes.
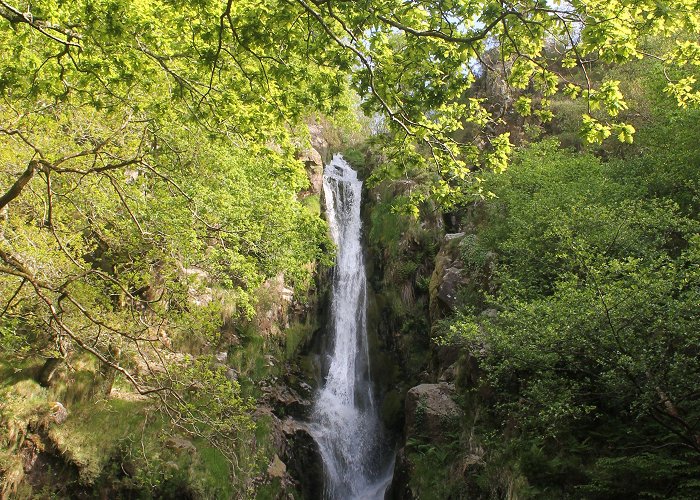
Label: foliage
xmin=1 ymin=0 xmax=699 ymax=495
xmin=0 ymin=0 xmax=343 ymax=493
xmin=285 ymin=0 xmax=700 ymax=205
xmin=441 ymin=136 xmax=700 ymax=496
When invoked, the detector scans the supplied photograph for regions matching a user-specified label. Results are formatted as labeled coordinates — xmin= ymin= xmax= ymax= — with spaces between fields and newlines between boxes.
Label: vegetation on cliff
xmin=377 ymin=42 xmax=700 ymax=499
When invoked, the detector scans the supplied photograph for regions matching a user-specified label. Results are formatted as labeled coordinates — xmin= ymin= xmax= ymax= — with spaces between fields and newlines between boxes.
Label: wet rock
xmin=279 ymin=418 xmax=324 ymax=499
xmin=404 ymin=383 xmax=463 ymax=443
xmin=265 ymin=385 xmax=311 ymax=419
xmin=387 ymin=447 xmax=413 ymax=500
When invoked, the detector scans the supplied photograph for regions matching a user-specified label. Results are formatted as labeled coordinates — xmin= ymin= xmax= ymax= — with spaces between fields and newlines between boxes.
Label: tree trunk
xmin=37 ymin=357 xmax=62 ymax=387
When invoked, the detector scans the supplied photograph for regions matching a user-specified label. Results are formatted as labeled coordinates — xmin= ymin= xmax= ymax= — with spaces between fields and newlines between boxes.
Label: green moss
xmin=190 ymin=443 xmax=234 ymax=499
xmin=283 ymin=322 xmax=315 ymax=360
xmin=254 ymin=478 xmax=287 ymax=500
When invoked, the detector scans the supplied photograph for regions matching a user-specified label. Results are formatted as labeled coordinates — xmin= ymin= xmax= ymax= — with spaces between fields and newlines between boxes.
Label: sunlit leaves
xmin=665 ymin=76 xmax=700 ymax=108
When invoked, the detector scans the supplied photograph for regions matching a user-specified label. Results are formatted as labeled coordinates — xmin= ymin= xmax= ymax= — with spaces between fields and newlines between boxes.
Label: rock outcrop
xmin=404 ymin=383 xmax=463 ymax=443
xmin=278 ymin=418 xmax=324 ymax=499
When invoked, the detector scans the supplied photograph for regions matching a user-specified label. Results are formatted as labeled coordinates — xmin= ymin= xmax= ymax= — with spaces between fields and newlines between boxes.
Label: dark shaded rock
xmin=404 ymin=383 xmax=463 ymax=443
xmin=429 ymin=241 xmax=468 ymax=327
xmin=265 ymin=385 xmax=312 ymax=419
xmin=437 ymin=266 xmax=463 ymax=310
xmin=37 ymin=358 xmax=63 ymax=387
xmin=386 ymin=447 xmax=413 ymax=500
xmin=279 ymin=418 xmax=324 ymax=499
xmin=439 ymin=362 xmax=458 ymax=383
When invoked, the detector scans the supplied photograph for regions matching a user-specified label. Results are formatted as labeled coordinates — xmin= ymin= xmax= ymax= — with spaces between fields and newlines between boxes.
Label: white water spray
xmin=309 ymin=154 xmax=393 ymax=499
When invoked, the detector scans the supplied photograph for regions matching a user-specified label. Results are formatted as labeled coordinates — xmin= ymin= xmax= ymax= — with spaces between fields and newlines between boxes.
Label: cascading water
xmin=309 ymin=154 xmax=394 ymax=499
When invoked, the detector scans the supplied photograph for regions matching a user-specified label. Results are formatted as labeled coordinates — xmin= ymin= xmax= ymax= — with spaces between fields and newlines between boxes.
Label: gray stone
xmin=165 ymin=436 xmax=196 ymax=454
xmin=479 ymin=308 xmax=498 ymax=319
xmin=50 ymin=401 xmax=68 ymax=425
xmin=439 ymin=362 xmax=458 ymax=383
xmin=437 ymin=266 xmax=463 ymax=310
xmin=445 ymin=232 xmax=465 ymax=241
xmin=225 ymin=367 xmax=238 ymax=382
xmin=268 ymin=454 xmax=287 ymax=479
xmin=404 ymin=383 xmax=463 ymax=443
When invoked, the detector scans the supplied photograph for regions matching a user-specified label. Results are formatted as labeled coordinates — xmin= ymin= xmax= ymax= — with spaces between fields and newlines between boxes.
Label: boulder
xmin=436 ymin=266 xmax=463 ymax=311
xmin=267 ymin=454 xmax=287 ymax=479
xmin=165 ymin=436 xmax=196 ymax=455
xmin=404 ymin=383 xmax=463 ymax=443
xmin=279 ymin=418 xmax=324 ymax=499
xmin=49 ymin=402 xmax=68 ymax=425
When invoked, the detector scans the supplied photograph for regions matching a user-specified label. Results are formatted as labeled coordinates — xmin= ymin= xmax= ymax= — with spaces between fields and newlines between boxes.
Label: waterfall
xmin=309 ymin=154 xmax=393 ymax=499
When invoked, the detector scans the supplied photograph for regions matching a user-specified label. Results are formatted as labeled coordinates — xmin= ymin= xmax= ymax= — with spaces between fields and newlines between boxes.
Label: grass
xmin=49 ymin=398 xmax=149 ymax=483
xmin=0 ymin=356 xmax=250 ymax=498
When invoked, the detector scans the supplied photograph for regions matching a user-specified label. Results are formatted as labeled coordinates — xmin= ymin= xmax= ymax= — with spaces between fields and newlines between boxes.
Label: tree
xmin=443 ymin=141 xmax=700 ymax=496
xmin=0 ymin=0 xmax=340 ymax=466
xmin=291 ymin=0 xmax=700 ymax=204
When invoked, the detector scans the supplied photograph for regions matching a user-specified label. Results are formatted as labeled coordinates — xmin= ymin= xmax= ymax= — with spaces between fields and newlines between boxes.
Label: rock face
xmin=429 ymin=233 xmax=497 ymax=327
xmin=386 ymin=384 xmax=466 ymax=499
xmin=279 ymin=418 xmax=324 ymax=499
xmin=264 ymin=384 xmax=311 ymax=419
xmin=429 ymin=238 xmax=467 ymax=326
xmin=436 ymin=265 xmax=464 ymax=311
xmin=306 ymin=121 xmax=330 ymax=161
xmin=297 ymin=147 xmax=324 ymax=196
xmin=267 ymin=454 xmax=287 ymax=479
xmin=404 ymin=383 xmax=463 ymax=443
